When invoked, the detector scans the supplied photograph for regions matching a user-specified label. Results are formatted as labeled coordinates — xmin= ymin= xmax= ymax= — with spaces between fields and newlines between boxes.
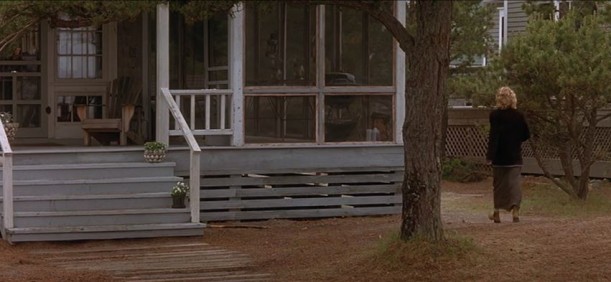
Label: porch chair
xmin=76 ymin=77 xmax=138 ymax=146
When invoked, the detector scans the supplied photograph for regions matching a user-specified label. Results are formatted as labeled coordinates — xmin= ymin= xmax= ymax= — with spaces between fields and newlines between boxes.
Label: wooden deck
xmin=30 ymin=240 xmax=270 ymax=281
xmin=2 ymin=144 xmax=405 ymax=242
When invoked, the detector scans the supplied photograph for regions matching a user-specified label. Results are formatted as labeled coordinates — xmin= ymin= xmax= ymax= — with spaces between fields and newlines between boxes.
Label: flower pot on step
xmin=144 ymin=149 xmax=166 ymax=163
xmin=172 ymin=195 xmax=186 ymax=208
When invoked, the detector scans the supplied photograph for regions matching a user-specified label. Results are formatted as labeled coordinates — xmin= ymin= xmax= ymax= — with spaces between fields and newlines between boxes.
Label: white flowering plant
xmin=171 ymin=181 xmax=190 ymax=198
xmin=0 ymin=112 xmax=13 ymax=125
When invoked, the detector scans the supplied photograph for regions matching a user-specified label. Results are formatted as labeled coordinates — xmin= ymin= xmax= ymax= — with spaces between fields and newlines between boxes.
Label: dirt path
xmin=1 ymin=177 xmax=610 ymax=281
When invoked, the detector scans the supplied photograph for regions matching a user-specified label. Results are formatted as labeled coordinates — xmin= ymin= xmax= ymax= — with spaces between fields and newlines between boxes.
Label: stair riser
xmin=14 ymin=213 xmax=191 ymax=228
xmin=7 ymin=228 xmax=204 ymax=242
xmin=2 ymin=166 xmax=174 ymax=181
xmin=12 ymin=151 xmax=147 ymax=166
xmin=6 ymin=197 xmax=177 ymax=212
xmin=6 ymin=179 xmax=182 ymax=196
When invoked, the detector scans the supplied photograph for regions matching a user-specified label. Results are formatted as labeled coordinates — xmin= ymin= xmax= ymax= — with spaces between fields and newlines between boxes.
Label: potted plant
xmin=143 ymin=141 xmax=167 ymax=163
xmin=170 ymin=181 xmax=189 ymax=208
xmin=0 ymin=112 xmax=18 ymax=142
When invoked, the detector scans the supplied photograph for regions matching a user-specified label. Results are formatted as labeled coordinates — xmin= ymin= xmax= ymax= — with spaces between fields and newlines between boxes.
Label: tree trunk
xmin=400 ymin=1 xmax=453 ymax=241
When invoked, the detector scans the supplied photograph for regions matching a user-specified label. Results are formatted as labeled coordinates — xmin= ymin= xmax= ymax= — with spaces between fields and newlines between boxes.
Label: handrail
xmin=160 ymin=87 xmax=201 ymax=223
xmin=0 ymin=121 xmax=14 ymax=237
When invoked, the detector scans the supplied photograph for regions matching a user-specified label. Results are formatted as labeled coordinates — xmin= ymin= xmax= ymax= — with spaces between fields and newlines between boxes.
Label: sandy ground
xmin=1 ymin=177 xmax=611 ymax=281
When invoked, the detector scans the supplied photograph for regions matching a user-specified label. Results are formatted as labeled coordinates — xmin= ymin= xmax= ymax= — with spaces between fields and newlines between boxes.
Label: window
xmin=170 ymin=13 xmax=229 ymax=89
xmin=323 ymin=5 xmax=394 ymax=142
xmin=325 ymin=5 xmax=393 ymax=86
xmin=555 ymin=0 xmax=572 ymax=20
xmin=245 ymin=3 xmax=316 ymax=86
xmin=245 ymin=96 xmax=315 ymax=143
xmin=498 ymin=7 xmax=506 ymax=51
xmin=325 ymin=95 xmax=392 ymax=142
xmin=56 ymin=26 xmax=103 ymax=79
xmin=56 ymin=95 xmax=102 ymax=122
xmin=243 ymin=3 xmax=395 ymax=144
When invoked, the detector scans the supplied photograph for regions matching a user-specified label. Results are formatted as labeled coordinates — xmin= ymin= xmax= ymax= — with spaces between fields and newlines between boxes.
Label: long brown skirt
xmin=492 ymin=166 xmax=522 ymax=211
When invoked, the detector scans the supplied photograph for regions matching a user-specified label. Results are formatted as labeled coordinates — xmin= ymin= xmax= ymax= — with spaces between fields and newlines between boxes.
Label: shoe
xmin=488 ymin=210 xmax=500 ymax=223
xmin=512 ymin=206 xmax=520 ymax=223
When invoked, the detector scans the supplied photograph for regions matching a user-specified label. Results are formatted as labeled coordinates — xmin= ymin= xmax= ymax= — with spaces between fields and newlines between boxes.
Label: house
xmin=0 ymin=2 xmax=407 ymax=243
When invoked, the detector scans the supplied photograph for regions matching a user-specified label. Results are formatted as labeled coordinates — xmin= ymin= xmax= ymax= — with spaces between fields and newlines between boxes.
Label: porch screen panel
xmin=0 ymin=25 xmax=44 ymax=136
xmin=245 ymin=95 xmax=315 ymax=143
xmin=56 ymin=27 xmax=103 ymax=79
xmin=176 ymin=13 xmax=229 ymax=90
xmin=325 ymin=95 xmax=393 ymax=142
xmin=325 ymin=5 xmax=393 ymax=86
xmin=245 ymin=3 xmax=316 ymax=86
xmin=208 ymin=14 xmax=229 ymax=89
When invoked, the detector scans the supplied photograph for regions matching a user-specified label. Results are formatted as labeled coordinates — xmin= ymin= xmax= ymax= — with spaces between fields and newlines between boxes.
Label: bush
xmin=442 ymin=158 xmax=486 ymax=183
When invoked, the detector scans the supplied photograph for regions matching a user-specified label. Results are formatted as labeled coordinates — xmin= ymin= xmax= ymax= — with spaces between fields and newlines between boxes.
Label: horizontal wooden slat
xmin=200 ymin=184 xmax=400 ymax=199
xmin=169 ymin=129 xmax=233 ymax=136
xmin=201 ymin=172 xmax=403 ymax=187
xmin=170 ymin=89 xmax=232 ymax=95
xmin=201 ymin=195 xmax=401 ymax=210
xmin=201 ymin=206 xmax=401 ymax=221
xmin=201 ymin=166 xmax=404 ymax=176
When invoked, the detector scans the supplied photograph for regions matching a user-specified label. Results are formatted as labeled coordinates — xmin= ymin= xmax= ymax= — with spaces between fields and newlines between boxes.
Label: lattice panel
xmin=445 ymin=126 xmax=488 ymax=158
xmin=593 ymin=127 xmax=611 ymax=159
xmin=447 ymin=125 xmax=611 ymax=161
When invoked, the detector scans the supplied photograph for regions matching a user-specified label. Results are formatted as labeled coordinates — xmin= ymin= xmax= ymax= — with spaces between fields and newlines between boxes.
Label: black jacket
xmin=486 ymin=108 xmax=530 ymax=166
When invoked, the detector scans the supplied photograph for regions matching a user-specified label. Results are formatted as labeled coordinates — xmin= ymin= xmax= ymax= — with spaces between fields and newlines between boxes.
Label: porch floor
xmin=29 ymin=238 xmax=270 ymax=281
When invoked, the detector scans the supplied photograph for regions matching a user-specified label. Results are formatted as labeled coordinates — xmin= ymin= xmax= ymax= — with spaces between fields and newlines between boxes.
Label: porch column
xmin=156 ymin=4 xmax=170 ymax=144
xmin=394 ymin=1 xmax=406 ymax=144
xmin=229 ymin=3 xmax=245 ymax=146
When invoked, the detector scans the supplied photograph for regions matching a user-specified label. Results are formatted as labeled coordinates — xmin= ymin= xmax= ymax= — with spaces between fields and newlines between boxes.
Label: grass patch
xmin=442 ymin=190 xmax=490 ymax=213
xmin=522 ymin=182 xmax=611 ymax=217
xmin=360 ymin=231 xmax=480 ymax=280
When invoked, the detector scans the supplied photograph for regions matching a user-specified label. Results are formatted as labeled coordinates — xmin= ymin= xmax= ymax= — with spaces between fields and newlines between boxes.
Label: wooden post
xmin=395 ymin=1 xmax=406 ymax=144
xmin=190 ymin=150 xmax=201 ymax=223
xmin=156 ymin=4 xmax=170 ymax=144
xmin=316 ymin=5 xmax=325 ymax=144
xmin=0 ymin=121 xmax=14 ymax=235
xmin=230 ymin=3 xmax=244 ymax=146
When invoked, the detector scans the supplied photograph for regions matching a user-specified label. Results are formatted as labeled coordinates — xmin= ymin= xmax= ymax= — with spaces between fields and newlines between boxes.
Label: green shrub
xmin=442 ymin=158 xmax=486 ymax=183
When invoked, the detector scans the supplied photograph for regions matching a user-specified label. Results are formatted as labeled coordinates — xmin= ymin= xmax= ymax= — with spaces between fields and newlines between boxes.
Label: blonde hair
xmin=496 ymin=86 xmax=517 ymax=109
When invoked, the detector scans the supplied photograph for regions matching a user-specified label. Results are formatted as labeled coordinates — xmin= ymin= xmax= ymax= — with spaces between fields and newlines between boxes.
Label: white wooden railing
xmin=167 ymin=89 xmax=233 ymax=137
xmin=0 ymin=121 xmax=13 ymax=237
xmin=160 ymin=88 xmax=201 ymax=223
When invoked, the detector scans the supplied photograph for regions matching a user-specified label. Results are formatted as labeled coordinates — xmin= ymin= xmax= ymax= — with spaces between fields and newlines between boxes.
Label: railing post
xmin=190 ymin=150 xmax=201 ymax=223
xmin=2 ymin=153 xmax=13 ymax=233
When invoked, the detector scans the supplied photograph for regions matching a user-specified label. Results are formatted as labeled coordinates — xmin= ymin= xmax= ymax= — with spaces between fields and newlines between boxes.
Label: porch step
xmin=0 ymin=162 xmax=177 ymax=181
xmin=0 ymin=159 xmax=202 ymax=243
xmin=8 ymin=176 xmax=182 ymax=196
xmin=7 ymin=192 xmax=173 ymax=212
xmin=14 ymin=208 xmax=192 ymax=228
xmin=5 ymin=223 xmax=205 ymax=243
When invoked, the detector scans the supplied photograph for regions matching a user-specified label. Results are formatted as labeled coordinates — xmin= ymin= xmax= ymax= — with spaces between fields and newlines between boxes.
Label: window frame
xmin=54 ymin=24 xmax=108 ymax=81
xmin=243 ymin=4 xmax=397 ymax=145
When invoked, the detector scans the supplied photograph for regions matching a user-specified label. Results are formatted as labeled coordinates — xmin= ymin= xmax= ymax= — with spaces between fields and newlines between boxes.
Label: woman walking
xmin=486 ymin=86 xmax=530 ymax=223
